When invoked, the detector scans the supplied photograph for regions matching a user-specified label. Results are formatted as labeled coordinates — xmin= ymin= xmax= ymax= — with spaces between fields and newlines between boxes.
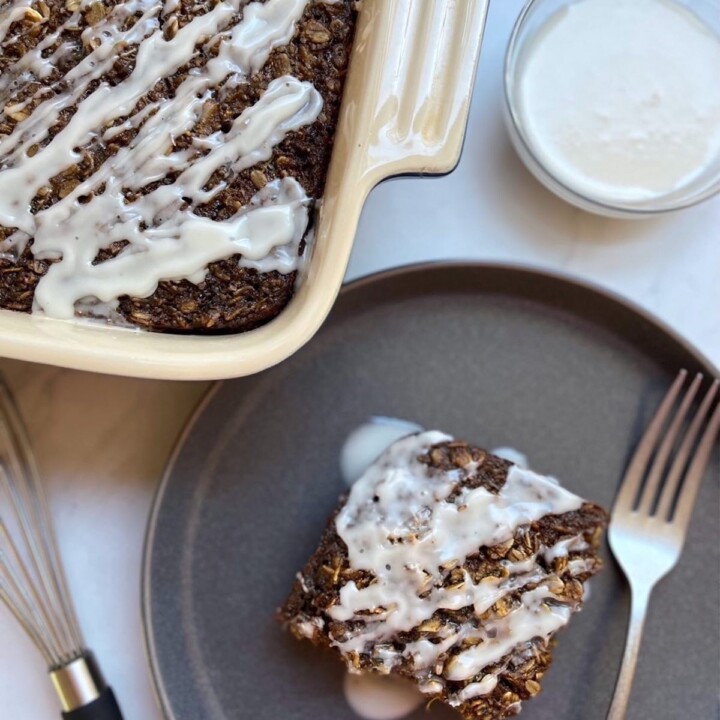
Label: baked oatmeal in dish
xmin=281 ymin=430 xmax=608 ymax=720
xmin=0 ymin=0 xmax=356 ymax=332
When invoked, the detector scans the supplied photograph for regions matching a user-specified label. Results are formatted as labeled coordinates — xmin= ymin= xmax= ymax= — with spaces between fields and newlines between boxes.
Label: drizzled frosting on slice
xmin=333 ymin=433 xmax=582 ymax=633
xmin=332 ymin=431 xmax=587 ymax=704
xmin=443 ymin=587 xmax=571 ymax=682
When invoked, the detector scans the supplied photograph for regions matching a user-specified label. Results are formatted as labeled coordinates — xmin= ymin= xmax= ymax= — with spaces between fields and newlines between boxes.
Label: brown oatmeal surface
xmin=0 ymin=0 xmax=356 ymax=332
xmin=280 ymin=440 xmax=609 ymax=720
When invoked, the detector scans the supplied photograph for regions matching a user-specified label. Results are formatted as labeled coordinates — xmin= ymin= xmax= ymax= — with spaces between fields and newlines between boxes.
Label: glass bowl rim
xmin=503 ymin=0 xmax=720 ymax=217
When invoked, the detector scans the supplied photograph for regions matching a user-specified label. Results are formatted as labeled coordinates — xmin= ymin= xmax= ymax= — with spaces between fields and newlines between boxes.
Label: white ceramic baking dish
xmin=0 ymin=0 xmax=489 ymax=380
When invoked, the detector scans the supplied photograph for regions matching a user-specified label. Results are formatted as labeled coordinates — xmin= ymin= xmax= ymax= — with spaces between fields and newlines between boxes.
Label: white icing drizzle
xmin=331 ymin=431 xmax=587 ymax=704
xmin=332 ymin=433 xmax=582 ymax=630
xmin=567 ymin=558 xmax=595 ymax=576
xmin=443 ymin=587 xmax=572 ymax=682
xmin=2 ymin=3 xmax=149 ymax=136
xmin=35 ymin=177 xmax=310 ymax=316
xmin=1 ymin=0 xmax=191 ymax=176
xmin=456 ymin=675 xmax=498 ymax=702
xmin=542 ymin=534 xmax=589 ymax=563
xmin=340 ymin=418 xmax=428 ymax=720
xmin=0 ymin=1 xmax=33 ymax=45
xmin=0 ymin=0 xmax=318 ymax=319
xmin=491 ymin=447 xmax=529 ymax=469
xmin=0 ymin=23 xmax=70 ymax=92
xmin=296 ymin=616 xmax=324 ymax=639
xmin=340 ymin=417 xmax=425 ymax=488
xmin=206 ymin=0 xmax=309 ymax=83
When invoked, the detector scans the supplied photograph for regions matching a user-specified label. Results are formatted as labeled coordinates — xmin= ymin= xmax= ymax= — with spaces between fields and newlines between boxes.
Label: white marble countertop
xmin=1 ymin=2 xmax=719 ymax=719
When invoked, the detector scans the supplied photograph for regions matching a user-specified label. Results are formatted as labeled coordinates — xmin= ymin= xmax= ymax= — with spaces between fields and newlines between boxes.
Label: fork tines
xmin=615 ymin=369 xmax=719 ymax=525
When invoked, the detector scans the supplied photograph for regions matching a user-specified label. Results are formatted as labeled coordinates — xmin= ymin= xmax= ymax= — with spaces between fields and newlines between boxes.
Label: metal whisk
xmin=0 ymin=377 xmax=123 ymax=720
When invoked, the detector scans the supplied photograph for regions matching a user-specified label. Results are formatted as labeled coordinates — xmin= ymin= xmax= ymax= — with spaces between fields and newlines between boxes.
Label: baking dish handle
xmin=336 ymin=0 xmax=490 ymax=188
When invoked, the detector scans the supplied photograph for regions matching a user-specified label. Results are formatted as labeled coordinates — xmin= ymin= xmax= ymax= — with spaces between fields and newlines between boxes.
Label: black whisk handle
xmin=51 ymin=653 xmax=123 ymax=720
xmin=62 ymin=687 xmax=123 ymax=720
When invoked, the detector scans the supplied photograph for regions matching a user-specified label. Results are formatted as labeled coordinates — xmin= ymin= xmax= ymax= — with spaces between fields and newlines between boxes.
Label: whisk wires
xmin=0 ymin=378 xmax=84 ymax=669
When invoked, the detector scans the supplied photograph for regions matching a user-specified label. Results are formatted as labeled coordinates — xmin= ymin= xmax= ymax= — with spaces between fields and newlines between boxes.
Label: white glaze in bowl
xmin=504 ymin=0 xmax=720 ymax=218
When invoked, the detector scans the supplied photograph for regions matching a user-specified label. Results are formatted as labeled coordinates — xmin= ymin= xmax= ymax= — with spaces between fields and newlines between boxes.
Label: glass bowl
xmin=503 ymin=0 xmax=720 ymax=218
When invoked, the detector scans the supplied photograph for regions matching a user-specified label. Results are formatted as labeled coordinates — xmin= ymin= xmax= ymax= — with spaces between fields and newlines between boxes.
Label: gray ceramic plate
xmin=143 ymin=263 xmax=719 ymax=720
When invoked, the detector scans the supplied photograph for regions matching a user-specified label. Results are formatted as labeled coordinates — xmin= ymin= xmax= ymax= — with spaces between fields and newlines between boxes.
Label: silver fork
xmin=607 ymin=369 xmax=720 ymax=720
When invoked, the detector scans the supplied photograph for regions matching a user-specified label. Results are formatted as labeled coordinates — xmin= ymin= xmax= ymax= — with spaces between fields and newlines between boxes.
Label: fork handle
xmin=607 ymin=586 xmax=651 ymax=720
